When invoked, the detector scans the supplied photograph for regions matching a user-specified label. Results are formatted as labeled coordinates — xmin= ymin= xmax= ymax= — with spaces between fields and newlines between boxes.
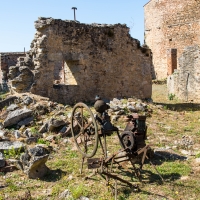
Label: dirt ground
xmin=0 ymin=83 xmax=200 ymax=200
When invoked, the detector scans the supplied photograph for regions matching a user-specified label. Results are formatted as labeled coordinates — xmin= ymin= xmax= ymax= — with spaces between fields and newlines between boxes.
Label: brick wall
xmin=144 ymin=0 xmax=200 ymax=79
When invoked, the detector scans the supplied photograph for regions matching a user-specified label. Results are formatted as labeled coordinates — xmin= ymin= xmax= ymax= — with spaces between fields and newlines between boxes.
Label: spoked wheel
xmin=71 ymin=102 xmax=98 ymax=158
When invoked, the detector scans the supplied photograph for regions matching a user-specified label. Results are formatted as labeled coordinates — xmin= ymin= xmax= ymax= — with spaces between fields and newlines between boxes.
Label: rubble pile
xmin=0 ymin=93 xmax=153 ymax=177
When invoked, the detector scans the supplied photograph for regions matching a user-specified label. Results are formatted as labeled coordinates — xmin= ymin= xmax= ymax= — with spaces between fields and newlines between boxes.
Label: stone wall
xmin=8 ymin=17 xmax=153 ymax=104
xmin=0 ymin=52 xmax=25 ymax=82
xmin=167 ymin=45 xmax=200 ymax=102
xmin=144 ymin=0 xmax=200 ymax=79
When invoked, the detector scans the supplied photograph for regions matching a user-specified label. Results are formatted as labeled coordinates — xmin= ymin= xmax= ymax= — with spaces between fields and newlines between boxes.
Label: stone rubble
xmin=0 ymin=152 xmax=5 ymax=168
xmin=3 ymin=108 xmax=33 ymax=128
xmin=20 ymin=146 xmax=50 ymax=179
xmin=0 ymin=93 xmax=154 ymax=176
xmin=0 ymin=141 xmax=25 ymax=153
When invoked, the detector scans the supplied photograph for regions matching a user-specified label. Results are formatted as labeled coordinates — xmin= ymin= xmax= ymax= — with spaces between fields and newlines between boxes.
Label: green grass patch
xmin=37 ymin=138 xmax=50 ymax=146
xmin=157 ymin=161 xmax=191 ymax=181
xmin=69 ymin=183 xmax=90 ymax=199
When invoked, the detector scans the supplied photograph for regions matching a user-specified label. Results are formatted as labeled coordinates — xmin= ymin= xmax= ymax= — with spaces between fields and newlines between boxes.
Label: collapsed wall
xmin=0 ymin=52 xmax=25 ymax=82
xmin=8 ymin=17 xmax=153 ymax=104
xmin=167 ymin=45 xmax=200 ymax=102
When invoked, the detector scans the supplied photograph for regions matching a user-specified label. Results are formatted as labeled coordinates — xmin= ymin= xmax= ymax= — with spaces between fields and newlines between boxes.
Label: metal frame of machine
xmin=71 ymin=101 xmax=162 ymax=198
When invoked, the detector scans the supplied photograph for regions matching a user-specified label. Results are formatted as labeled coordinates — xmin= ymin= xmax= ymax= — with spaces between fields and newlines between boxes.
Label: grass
xmin=3 ymin=147 xmax=22 ymax=159
xmin=37 ymin=138 xmax=50 ymax=146
xmin=0 ymin=83 xmax=200 ymax=199
xmin=0 ymin=91 xmax=9 ymax=100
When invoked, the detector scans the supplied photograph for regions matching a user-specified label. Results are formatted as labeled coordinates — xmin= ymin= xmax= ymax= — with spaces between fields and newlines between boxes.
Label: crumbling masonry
xmin=0 ymin=52 xmax=25 ymax=92
xmin=6 ymin=17 xmax=153 ymax=104
xmin=144 ymin=0 xmax=200 ymax=102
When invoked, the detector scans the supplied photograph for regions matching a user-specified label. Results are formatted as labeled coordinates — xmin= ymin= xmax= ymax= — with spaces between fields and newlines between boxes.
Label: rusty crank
xmin=71 ymin=98 xmax=163 ymax=198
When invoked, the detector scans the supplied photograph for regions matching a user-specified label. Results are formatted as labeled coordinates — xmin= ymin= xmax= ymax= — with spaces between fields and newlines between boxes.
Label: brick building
xmin=144 ymin=0 xmax=200 ymax=79
xmin=144 ymin=0 xmax=200 ymax=102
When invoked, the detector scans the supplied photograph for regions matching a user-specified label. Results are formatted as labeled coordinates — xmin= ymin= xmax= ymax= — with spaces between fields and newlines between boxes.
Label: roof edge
xmin=143 ymin=0 xmax=152 ymax=7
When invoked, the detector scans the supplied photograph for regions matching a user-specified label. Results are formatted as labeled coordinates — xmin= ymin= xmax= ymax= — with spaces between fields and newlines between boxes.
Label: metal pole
xmin=72 ymin=7 xmax=77 ymax=21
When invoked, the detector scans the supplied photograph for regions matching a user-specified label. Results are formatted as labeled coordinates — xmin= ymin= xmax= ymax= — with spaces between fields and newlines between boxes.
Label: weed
xmin=196 ymin=130 xmax=200 ymax=136
xmin=195 ymin=153 xmax=200 ymax=158
xmin=0 ymin=92 xmax=8 ymax=100
xmin=51 ymin=185 xmax=61 ymax=197
xmin=4 ymin=147 xmax=22 ymax=159
xmin=6 ymin=179 xmax=19 ymax=192
xmin=167 ymin=128 xmax=176 ymax=135
xmin=70 ymin=183 xmax=90 ymax=199
xmin=184 ymin=126 xmax=193 ymax=131
xmin=121 ymin=98 xmax=128 ymax=105
xmin=68 ymin=151 xmax=78 ymax=158
xmin=168 ymin=93 xmax=176 ymax=100
xmin=0 ymin=172 xmax=5 ymax=176
xmin=163 ymin=105 xmax=168 ymax=110
xmin=30 ymin=127 xmax=38 ymax=134
xmin=157 ymin=161 xmax=191 ymax=180
xmin=123 ymin=107 xmax=129 ymax=115
xmin=37 ymin=138 xmax=50 ymax=146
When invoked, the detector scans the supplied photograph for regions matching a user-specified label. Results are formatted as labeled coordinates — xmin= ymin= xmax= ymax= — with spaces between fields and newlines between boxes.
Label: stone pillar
xmin=167 ymin=49 xmax=177 ymax=76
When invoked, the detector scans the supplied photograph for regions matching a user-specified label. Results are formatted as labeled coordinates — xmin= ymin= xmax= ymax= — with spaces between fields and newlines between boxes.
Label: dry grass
xmin=0 ymin=83 xmax=200 ymax=200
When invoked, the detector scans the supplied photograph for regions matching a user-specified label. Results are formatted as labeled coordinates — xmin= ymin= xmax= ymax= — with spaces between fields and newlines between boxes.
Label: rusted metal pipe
xmin=72 ymin=7 xmax=77 ymax=21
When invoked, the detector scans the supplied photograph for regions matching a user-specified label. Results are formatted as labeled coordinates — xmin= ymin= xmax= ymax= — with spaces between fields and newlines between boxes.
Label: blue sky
xmin=0 ymin=0 xmax=149 ymax=52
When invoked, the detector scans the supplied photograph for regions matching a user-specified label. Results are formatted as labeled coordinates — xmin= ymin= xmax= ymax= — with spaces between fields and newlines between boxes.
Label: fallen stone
xmin=115 ymin=110 xmax=125 ymax=115
xmin=127 ymin=105 xmax=136 ymax=112
xmin=156 ymin=105 xmax=163 ymax=109
xmin=59 ymin=126 xmax=72 ymax=137
xmin=23 ymin=96 xmax=33 ymax=105
xmin=18 ymin=116 xmax=34 ymax=126
xmin=13 ymin=130 xmax=21 ymax=139
xmin=180 ymin=176 xmax=189 ymax=181
xmin=48 ymin=118 xmax=66 ymax=132
xmin=62 ymin=139 xmax=68 ymax=144
xmin=59 ymin=189 xmax=72 ymax=199
xmin=20 ymin=146 xmax=50 ymax=179
xmin=180 ymin=149 xmax=195 ymax=156
xmin=0 ymin=96 xmax=18 ymax=110
xmin=39 ymin=123 xmax=48 ymax=133
xmin=23 ymin=128 xmax=33 ymax=138
xmin=0 ymin=141 xmax=25 ymax=153
xmin=25 ymin=137 xmax=38 ymax=144
xmin=59 ymin=126 xmax=67 ymax=133
xmin=45 ymin=135 xmax=56 ymax=141
xmin=7 ymin=158 xmax=23 ymax=170
xmin=6 ymin=104 xmax=19 ymax=112
xmin=135 ymin=103 xmax=145 ymax=111
xmin=0 ymin=130 xmax=6 ymax=138
xmin=110 ymin=105 xmax=121 ymax=112
xmin=78 ymin=197 xmax=90 ymax=200
xmin=0 ymin=152 xmax=5 ymax=168
xmin=34 ymin=103 xmax=49 ymax=115
xmin=0 ymin=165 xmax=18 ymax=173
xmin=3 ymin=108 xmax=33 ymax=127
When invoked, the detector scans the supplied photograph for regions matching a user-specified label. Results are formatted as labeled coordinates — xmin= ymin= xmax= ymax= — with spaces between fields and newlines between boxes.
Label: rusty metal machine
xmin=71 ymin=97 xmax=162 ymax=198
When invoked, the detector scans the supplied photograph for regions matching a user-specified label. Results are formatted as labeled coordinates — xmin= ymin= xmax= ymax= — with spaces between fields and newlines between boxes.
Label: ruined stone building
xmin=6 ymin=17 xmax=152 ymax=104
xmin=144 ymin=0 xmax=200 ymax=102
xmin=0 ymin=52 xmax=25 ymax=92
xmin=0 ymin=52 xmax=25 ymax=82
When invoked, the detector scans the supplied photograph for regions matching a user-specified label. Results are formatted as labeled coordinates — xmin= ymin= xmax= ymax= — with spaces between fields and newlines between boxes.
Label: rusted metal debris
xmin=71 ymin=97 xmax=162 ymax=199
